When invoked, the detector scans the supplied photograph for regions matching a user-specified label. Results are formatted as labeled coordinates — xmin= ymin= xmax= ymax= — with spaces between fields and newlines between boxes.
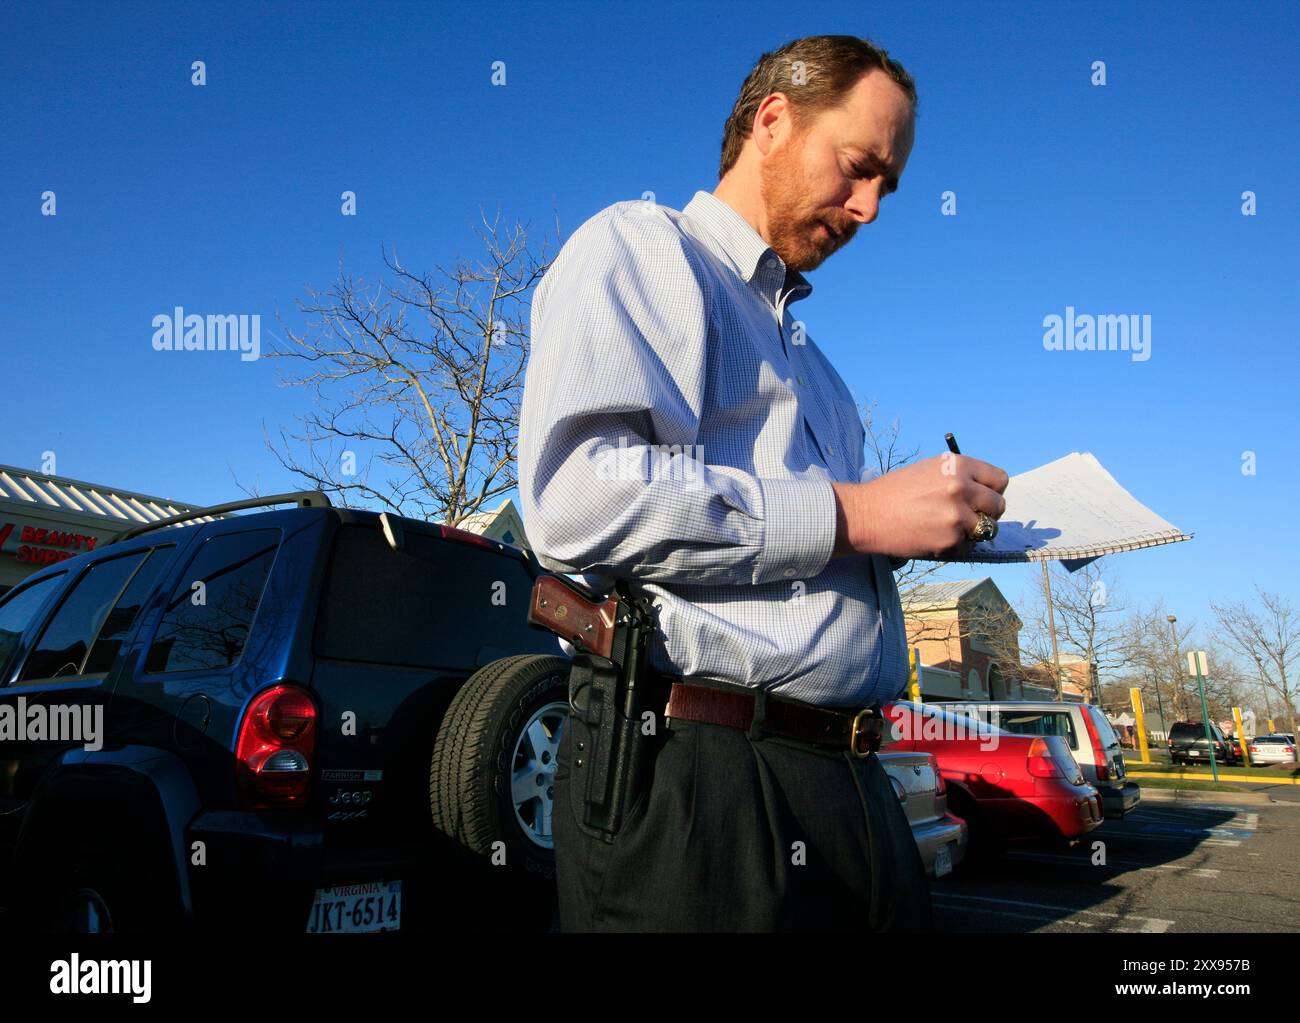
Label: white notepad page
xmin=943 ymin=451 xmax=1192 ymax=565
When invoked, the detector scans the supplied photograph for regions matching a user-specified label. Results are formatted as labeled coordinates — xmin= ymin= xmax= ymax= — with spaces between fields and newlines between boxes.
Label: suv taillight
xmin=1027 ymin=737 xmax=1069 ymax=780
xmin=236 ymin=685 xmax=317 ymax=808
xmin=931 ymin=756 xmax=947 ymax=796
xmin=1080 ymin=709 xmax=1109 ymax=781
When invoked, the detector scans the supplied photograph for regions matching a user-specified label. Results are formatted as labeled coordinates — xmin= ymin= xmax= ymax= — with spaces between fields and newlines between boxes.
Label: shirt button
xmin=797 ymin=375 xmax=806 ymax=386
xmin=782 ymin=568 xmax=796 ymax=578
xmin=827 ymin=445 xmax=835 ymax=456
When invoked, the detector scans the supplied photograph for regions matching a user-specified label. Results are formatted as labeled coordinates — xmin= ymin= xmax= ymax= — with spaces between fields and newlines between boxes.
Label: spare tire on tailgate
xmin=430 ymin=654 xmax=570 ymax=882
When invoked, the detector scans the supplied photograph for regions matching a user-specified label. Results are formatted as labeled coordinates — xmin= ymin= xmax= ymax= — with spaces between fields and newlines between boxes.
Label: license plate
xmin=935 ymin=842 xmax=954 ymax=878
xmin=306 ymin=881 xmax=401 ymax=933
xmin=1189 ymin=750 xmax=1200 ymax=756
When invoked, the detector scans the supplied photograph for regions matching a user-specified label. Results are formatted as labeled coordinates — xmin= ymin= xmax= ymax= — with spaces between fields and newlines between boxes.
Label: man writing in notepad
xmin=518 ymin=34 xmax=1009 ymax=931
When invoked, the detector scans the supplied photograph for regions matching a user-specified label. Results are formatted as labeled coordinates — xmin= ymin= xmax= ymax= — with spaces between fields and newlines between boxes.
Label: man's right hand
xmin=831 ymin=454 xmax=1010 ymax=561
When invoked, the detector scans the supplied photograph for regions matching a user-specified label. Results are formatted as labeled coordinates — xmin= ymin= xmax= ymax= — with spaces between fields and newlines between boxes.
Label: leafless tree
xmin=1212 ymin=588 xmax=1300 ymax=740
xmin=1111 ymin=638 xmax=1254 ymax=733
xmin=856 ymin=400 xmax=948 ymax=597
xmin=991 ymin=561 xmax=1125 ymax=702
xmin=264 ymin=208 xmax=558 ymax=525
xmin=870 ymin=406 xmax=1040 ymax=691
xmin=1117 ymin=601 xmax=1193 ymax=723
xmin=861 ymin=399 xmax=917 ymax=480
xmin=1046 ymin=561 xmax=1127 ymax=701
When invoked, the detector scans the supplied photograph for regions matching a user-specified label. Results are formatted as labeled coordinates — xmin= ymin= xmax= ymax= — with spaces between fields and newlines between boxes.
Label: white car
xmin=1248 ymin=734 xmax=1298 ymax=765
xmin=875 ymin=748 xmax=968 ymax=879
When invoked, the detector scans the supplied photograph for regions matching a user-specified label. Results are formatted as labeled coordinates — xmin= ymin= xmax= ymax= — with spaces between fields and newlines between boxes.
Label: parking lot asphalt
xmin=933 ymin=795 xmax=1300 ymax=932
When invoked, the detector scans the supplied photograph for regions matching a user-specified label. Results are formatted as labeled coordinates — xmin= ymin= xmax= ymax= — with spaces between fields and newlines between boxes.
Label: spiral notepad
xmin=943 ymin=451 xmax=1192 ymax=568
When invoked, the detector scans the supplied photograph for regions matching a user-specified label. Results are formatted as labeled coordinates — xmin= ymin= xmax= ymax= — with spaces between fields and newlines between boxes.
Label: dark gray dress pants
xmin=553 ymin=696 xmax=934 ymax=932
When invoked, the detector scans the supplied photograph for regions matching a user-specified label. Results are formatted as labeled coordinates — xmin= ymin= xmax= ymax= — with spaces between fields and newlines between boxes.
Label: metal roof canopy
xmin=0 ymin=463 xmax=213 ymax=530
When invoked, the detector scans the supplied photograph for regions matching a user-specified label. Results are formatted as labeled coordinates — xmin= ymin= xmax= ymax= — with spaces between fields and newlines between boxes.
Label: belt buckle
xmin=849 ymin=707 xmax=878 ymax=758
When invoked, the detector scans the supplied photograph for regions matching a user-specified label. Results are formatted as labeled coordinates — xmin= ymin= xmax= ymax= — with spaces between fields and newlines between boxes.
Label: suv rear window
xmin=145 ymin=529 xmax=280 ymax=674
xmin=1087 ymin=707 xmax=1121 ymax=748
xmin=995 ymin=710 xmax=1080 ymax=751
xmin=1171 ymin=722 xmax=1220 ymax=741
xmin=315 ymin=525 xmax=540 ymax=669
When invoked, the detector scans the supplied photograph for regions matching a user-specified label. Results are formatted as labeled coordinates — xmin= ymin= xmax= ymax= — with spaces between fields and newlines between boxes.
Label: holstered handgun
xmin=527 ymin=574 xmax=665 ymax=841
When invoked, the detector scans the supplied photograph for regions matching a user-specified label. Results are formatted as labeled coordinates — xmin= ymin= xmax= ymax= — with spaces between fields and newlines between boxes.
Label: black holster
xmin=566 ymin=583 xmax=667 ymax=842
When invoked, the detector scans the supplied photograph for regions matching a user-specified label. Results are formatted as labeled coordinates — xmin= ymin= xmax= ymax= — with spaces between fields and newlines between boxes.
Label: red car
xmin=882 ymin=701 xmax=1103 ymax=860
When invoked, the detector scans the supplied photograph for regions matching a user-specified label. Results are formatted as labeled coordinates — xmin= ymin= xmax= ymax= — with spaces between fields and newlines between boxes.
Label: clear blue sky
xmin=3 ymin=0 xmax=1297 ymax=650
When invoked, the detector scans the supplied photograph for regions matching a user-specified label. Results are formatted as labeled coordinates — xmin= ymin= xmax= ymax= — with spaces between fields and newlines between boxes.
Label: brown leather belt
xmin=660 ymin=675 xmax=884 ymax=757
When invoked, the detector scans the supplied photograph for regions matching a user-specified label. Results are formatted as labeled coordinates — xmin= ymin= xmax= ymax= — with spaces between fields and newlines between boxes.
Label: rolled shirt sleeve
xmin=518 ymin=208 xmax=838 ymax=588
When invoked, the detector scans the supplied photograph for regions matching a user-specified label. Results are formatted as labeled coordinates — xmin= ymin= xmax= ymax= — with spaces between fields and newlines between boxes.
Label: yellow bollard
xmin=908 ymin=648 xmax=922 ymax=704
xmin=1233 ymin=706 xmax=1251 ymax=767
xmin=1130 ymin=687 xmax=1151 ymax=765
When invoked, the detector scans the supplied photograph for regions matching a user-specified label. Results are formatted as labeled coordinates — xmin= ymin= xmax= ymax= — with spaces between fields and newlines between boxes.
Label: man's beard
xmin=758 ymin=130 xmax=842 ymax=273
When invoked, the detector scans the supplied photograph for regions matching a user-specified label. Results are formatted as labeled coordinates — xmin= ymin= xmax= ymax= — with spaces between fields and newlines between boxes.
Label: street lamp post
xmin=1045 ymin=562 xmax=1063 ymax=700
xmin=1167 ymin=614 xmax=1182 ymax=719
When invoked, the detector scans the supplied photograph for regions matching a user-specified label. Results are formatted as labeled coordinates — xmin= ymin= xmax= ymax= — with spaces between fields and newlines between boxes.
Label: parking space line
xmin=1006 ymin=851 xmax=1220 ymax=877
xmin=1103 ymin=832 xmax=1241 ymax=846
xmin=1127 ymin=809 xmax=1258 ymax=829
xmin=931 ymin=892 xmax=1174 ymax=932
xmin=1137 ymin=823 xmax=1255 ymax=839
xmin=1128 ymin=807 xmax=1233 ymax=818
xmin=1132 ymin=803 xmax=1269 ymax=815
xmin=933 ymin=901 xmax=1099 ymax=928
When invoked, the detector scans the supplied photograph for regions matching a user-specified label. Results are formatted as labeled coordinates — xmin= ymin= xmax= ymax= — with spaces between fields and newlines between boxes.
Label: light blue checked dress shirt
xmin=517 ymin=190 xmax=908 ymax=708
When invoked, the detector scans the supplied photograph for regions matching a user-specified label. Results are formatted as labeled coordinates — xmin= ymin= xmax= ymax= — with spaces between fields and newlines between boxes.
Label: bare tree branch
xmin=265 ymin=207 xmax=560 ymax=525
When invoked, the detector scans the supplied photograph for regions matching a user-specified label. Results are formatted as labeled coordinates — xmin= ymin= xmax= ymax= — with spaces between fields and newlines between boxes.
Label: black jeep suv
xmin=0 ymin=493 xmax=570 ymax=933
xmin=1167 ymin=720 xmax=1241 ymax=766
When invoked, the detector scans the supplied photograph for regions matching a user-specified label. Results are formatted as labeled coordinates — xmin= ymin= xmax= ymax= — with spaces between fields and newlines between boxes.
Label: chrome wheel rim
xmin=511 ymin=701 xmax=567 ymax=849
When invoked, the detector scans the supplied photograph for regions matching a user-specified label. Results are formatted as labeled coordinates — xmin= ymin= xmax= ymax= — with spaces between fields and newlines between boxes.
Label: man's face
xmin=758 ymin=68 xmax=915 ymax=272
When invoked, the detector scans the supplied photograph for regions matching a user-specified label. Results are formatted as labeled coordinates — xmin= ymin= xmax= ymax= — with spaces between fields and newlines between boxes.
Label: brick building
xmin=900 ymin=578 xmax=1083 ymax=702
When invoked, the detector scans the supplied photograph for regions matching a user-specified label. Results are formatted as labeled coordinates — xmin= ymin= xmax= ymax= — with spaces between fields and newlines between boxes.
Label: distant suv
xmin=0 ymin=493 xmax=570 ymax=933
xmin=933 ymin=700 xmax=1140 ymax=819
xmin=1168 ymin=720 xmax=1241 ymax=766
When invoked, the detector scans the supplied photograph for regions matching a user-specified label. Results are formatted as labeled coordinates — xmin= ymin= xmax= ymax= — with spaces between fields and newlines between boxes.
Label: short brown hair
xmin=718 ymin=34 xmax=917 ymax=179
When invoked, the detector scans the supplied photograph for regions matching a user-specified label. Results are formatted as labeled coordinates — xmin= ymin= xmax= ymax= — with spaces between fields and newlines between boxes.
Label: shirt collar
xmin=682 ymin=190 xmax=812 ymax=307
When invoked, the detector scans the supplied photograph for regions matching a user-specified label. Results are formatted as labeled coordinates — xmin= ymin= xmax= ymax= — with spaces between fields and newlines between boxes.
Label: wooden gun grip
xmin=528 ymin=575 xmax=619 ymax=660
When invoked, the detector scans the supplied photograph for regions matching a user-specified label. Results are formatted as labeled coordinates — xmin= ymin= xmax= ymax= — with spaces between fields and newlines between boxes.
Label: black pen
xmin=945 ymin=433 xmax=960 ymax=455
